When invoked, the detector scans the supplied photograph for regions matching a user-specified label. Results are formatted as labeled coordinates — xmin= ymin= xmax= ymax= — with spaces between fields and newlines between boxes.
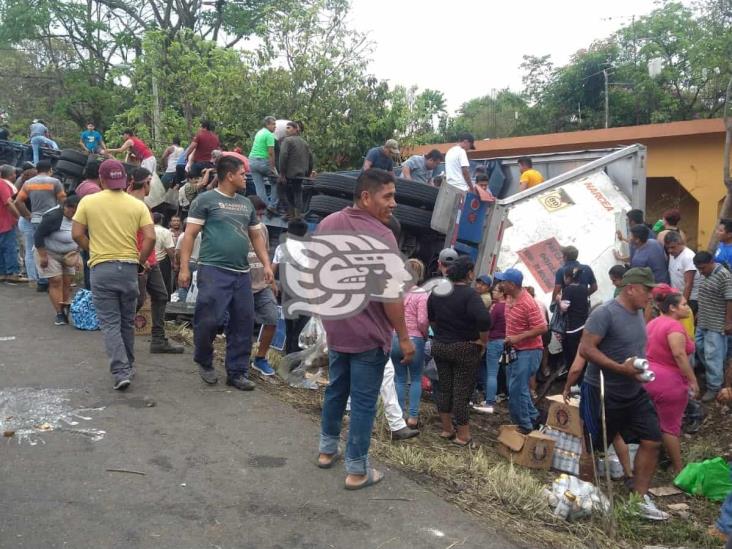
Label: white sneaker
xmin=638 ymin=494 xmax=670 ymax=521
xmin=473 ymin=402 xmax=495 ymax=414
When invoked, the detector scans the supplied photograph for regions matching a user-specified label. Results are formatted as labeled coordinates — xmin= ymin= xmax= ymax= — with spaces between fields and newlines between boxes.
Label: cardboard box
xmin=134 ymin=297 xmax=152 ymax=337
xmin=546 ymin=394 xmax=583 ymax=438
xmin=497 ymin=425 xmax=555 ymax=470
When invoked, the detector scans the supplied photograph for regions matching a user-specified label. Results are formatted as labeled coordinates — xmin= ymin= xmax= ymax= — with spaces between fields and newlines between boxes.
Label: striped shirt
xmin=697 ymin=264 xmax=732 ymax=333
xmin=506 ymin=289 xmax=546 ymax=350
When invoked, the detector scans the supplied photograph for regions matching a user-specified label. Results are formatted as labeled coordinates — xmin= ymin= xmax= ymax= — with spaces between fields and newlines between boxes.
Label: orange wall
xmin=643 ymin=134 xmax=726 ymax=248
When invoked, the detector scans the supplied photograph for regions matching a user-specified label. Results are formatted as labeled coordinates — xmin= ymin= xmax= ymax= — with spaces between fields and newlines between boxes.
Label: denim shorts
xmin=253 ymin=287 xmax=278 ymax=325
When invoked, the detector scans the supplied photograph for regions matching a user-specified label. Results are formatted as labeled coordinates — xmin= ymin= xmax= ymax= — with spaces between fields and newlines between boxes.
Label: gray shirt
xmin=21 ymin=175 xmax=64 ymax=223
xmin=29 ymin=122 xmax=48 ymax=138
xmin=402 ymin=155 xmax=432 ymax=184
xmin=583 ymin=299 xmax=646 ymax=398
xmin=697 ymin=264 xmax=732 ymax=333
xmin=45 ymin=216 xmax=76 ymax=254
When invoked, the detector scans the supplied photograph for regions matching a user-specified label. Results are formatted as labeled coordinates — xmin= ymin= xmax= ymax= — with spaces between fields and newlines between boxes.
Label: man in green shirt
xmin=178 ymin=156 xmax=273 ymax=391
xmin=249 ymin=116 xmax=277 ymax=210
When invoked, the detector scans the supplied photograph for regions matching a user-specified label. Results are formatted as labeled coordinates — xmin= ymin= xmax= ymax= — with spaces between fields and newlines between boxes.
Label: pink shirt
xmin=318 ymin=207 xmax=399 ymax=353
xmin=646 ymin=315 xmax=694 ymax=380
xmin=506 ymin=289 xmax=546 ymax=351
xmin=404 ymin=288 xmax=429 ymax=338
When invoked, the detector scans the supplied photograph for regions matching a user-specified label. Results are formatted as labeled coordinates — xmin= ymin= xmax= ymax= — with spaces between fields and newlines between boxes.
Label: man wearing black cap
xmin=444 ymin=132 xmax=476 ymax=194
xmin=579 ymin=266 xmax=668 ymax=521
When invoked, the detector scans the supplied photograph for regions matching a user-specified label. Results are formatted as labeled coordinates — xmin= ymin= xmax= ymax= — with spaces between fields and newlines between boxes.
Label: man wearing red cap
xmin=72 ymin=159 xmax=155 ymax=391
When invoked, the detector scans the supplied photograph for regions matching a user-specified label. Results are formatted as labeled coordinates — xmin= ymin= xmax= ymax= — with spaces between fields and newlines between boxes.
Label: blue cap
xmin=494 ymin=268 xmax=523 ymax=286
xmin=476 ymin=275 xmax=493 ymax=286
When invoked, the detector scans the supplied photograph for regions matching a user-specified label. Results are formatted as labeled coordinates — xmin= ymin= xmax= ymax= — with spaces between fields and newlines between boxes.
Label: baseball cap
xmin=476 ymin=274 xmax=493 ymax=286
xmin=99 ymin=159 xmax=128 ymax=189
xmin=385 ymin=138 xmax=400 ymax=154
xmin=457 ymin=131 xmax=476 ymax=150
xmin=619 ymin=267 xmax=658 ymax=288
xmin=438 ymin=248 xmax=458 ymax=265
xmin=494 ymin=268 xmax=523 ymax=286
xmin=651 ymin=283 xmax=678 ymax=300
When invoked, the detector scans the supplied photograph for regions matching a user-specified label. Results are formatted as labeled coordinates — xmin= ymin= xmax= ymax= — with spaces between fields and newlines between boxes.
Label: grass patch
xmin=175 ymin=327 xmax=727 ymax=549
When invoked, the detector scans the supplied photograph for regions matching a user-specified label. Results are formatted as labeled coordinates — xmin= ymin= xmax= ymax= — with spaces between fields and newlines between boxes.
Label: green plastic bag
xmin=674 ymin=457 xmax=732 ymax=502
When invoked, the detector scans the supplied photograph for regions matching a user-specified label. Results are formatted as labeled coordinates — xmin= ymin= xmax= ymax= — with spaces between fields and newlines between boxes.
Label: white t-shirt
xmin=165 ymin=145 xmax=184 ymax=173
xmin=669 ymin=247 xmax=699 ymax=300
xmin=273 ymin=239 xmax=309 ymax=268
xmin=176 ymin=232 xmax=201 ymax=262
xmin=444 ymin=145 xmax=470 ymax=191
xmin=154 ymin=225 xmax=175 ymax=262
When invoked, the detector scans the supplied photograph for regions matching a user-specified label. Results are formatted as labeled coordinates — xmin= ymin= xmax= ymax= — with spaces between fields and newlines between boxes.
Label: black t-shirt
xmin=427 ymin=284 xmax=492 ymax=343
xmin=562 ymin=283 xmax=589 ymax=331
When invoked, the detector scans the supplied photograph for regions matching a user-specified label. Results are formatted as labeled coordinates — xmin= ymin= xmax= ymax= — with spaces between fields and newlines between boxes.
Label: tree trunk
xmin=707 ymin=75 xmax=732 ymax=253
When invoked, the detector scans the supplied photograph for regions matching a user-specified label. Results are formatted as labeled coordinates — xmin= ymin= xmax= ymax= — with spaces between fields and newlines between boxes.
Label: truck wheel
xmin=394 ymin=177 xmax=439 ymax=208
xmin=313 ymin=173 xmax=357 ymax=199
xmin=394 ymin=203 xmax=435 ymax=231
xmin=59 ymin=149 xmax=88 ymax=166
xmin=306 ymin=195 xmax=351 ymax=217
xmin=54 ymin=159 xmax=85 ymax=179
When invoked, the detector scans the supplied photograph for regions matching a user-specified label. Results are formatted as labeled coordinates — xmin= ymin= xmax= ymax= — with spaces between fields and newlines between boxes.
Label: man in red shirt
xmin=187 ymin=120 xmax=220 ymax=177
xmin=495 ymin=268 xmax=547 ymax=433
xmin=313 ymin=169 xmax=414 ymax=490
xmin=106 ymin=129 xmax=156 ymax=174
xmin=0 ymin=165 xmax=23 ymax=282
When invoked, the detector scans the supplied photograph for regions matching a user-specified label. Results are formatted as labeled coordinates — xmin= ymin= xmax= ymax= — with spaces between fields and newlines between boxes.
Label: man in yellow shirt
xmin=518 ymin=157 xmax=544 ymax=191
xmin=72 ymin=159 xmax=155 ymax=390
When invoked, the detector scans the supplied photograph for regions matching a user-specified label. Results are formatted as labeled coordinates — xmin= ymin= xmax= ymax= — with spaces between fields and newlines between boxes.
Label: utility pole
xmin=151 ymin=73 xmax=161 ymax=148
xmin=603 ymin=69 xmax=609 ymax=129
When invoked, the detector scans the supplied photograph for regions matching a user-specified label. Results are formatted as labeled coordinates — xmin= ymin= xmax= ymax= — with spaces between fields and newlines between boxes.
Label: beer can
xmin=638 ymin=370 xmax=655 ymax=382
xmin=633 ymin=358 xmax=649 ymax=371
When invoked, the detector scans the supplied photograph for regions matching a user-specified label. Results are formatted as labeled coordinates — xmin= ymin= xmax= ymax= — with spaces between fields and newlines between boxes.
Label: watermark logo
xmin=280 ymin=232 xmax=414 ymax=320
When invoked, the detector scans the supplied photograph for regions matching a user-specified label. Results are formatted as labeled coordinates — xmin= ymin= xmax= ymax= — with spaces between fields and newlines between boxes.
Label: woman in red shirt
xmin=645 ymin=291 xmax=699 ymax=474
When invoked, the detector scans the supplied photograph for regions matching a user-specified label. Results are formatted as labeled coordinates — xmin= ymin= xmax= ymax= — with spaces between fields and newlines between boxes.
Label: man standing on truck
xmin=105 ymin=129 xmax=157 ymax=174
xmin=579 ymin=267 xmax=669 ymax=520
xmin=278 ymin=121 xmax=313 ymax=218
xmin=362 ymin=139 xmax=400 ymax=173
xmin=444 ymin=132 xmax=476 ymax=194
xmin=401 ymin=149 xmax=443 ymax=185
xmin=79 ymin=122 xmax=106 ymax=155
xmin=517 ymin=157 xmax=544 ymax=191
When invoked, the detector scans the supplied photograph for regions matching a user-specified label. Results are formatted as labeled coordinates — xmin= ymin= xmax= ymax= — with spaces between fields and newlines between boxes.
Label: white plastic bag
xmin=185 ymin=271 xmax=198 ymax=304
xmin=547 ymin=474 xmax=610 ymax=521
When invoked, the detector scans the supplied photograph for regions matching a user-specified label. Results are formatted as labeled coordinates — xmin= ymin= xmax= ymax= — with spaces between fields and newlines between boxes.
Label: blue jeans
xmin=0 ymin=228 xmax=19 ymax=275
xmin=485 ymin=339 xmax=504 ymax=405
xmin=30 ymin=135 xmax=59 ymax=164
xmin=18 ymin=218 xmax=41 ymax=283
xmin=390 ymin=334 xmax=426 ymax=418
xmin=249 ymin=157 xmax=272 ymax=206
xmin=91 ymin=262 xmax=139 ymax=381
xmin=718 ymin=471 xmax=732 ymax=534
xmin=319 ymin=348 xmax=387 ymax=475
xmin=507 ymin=349 xmax=542 ymax=431
xmin=695 ymin=328 xmax=727 ymax=392
xmin=176 ymin=261 xmax=198 ymax=302
xmin=193 ymin=264 xmax=254 ymax=377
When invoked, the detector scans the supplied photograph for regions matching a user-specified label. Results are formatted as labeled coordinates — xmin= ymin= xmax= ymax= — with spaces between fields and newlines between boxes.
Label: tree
xmin=447 ymin=90 xmax=529 ymax=140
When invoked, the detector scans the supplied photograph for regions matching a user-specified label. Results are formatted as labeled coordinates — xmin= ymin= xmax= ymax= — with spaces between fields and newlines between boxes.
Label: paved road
xmin=0 ymin=284 xmax=519 ymax=549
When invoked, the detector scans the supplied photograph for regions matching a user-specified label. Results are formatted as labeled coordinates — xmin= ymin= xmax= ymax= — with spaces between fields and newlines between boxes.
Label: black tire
xmin=306 ymin=195 xmax=350 ymax=217
xmin=54 ymin=159 xmax=84 ymax=179
xmin=313 ymin=173 xmax=357 ymax=199
xmin=393 ymin=177 xmax=439 ymax=208
xmin=394 ymin=203 xmax=434 ymax=231
xmin=59 ymin=149 xmax=88 ymax=166
xmin=307 ymin=195 xmax=433 ymax=232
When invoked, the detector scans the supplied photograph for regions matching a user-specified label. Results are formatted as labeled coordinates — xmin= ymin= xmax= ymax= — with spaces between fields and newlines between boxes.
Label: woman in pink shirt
xmin=390 ymin=258 xmax=429 ymax=428
xmin=645 ymin=291 xmax=699 ymax=474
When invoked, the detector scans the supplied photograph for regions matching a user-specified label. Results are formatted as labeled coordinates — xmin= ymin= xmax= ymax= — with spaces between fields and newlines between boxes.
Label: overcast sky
xmin=347 ymin=0 xmax=672 ymax=113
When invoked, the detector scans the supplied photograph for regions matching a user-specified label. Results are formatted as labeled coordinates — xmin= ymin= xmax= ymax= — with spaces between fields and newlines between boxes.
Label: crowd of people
xmin=1 ymin=118 xmax=731 ymax=540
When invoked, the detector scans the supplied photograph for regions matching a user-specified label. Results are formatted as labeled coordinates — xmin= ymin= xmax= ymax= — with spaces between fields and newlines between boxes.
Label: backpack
xmin=70 ymin=289 xmax=100 ymax=330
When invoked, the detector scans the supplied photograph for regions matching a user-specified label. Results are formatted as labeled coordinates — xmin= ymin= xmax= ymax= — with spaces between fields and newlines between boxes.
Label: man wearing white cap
xmin=362 ymin=139 xmax=399 ymax=173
